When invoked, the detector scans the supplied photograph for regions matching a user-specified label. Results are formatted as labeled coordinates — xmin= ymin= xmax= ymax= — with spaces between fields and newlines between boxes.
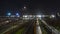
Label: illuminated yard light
xmin=50 ymin=15 xmax=55 ymax=18
xmin=24 ymin=6 xmax=26 ymax=9
xmin=36 ymin=15 xmax=42 ymax=17
xmin=16 ymin=13 xmax=20 ymax=17
xmin=16 ymin=13 xmax=19 ymax=16
xmin=36 ymin=15 xmax=42 ymax=19
xmin=51 ymin=15 xmax=55 ymax=18
xmin=7 ymin=13 xmax=11 ymax=16
xmin=57 ymin=12 xmax=60 ymax=16
xmin=23 ymin=15 xmax=28 ymax=17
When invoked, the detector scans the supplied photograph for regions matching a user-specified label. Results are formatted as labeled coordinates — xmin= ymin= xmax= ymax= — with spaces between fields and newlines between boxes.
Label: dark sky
xmin=0 ymin=0 xmax=60 ymax=16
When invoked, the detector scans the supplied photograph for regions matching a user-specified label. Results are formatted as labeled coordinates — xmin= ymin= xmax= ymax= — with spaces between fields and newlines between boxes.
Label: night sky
xmin=0 ymin=0 xmax=60 ymax=16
